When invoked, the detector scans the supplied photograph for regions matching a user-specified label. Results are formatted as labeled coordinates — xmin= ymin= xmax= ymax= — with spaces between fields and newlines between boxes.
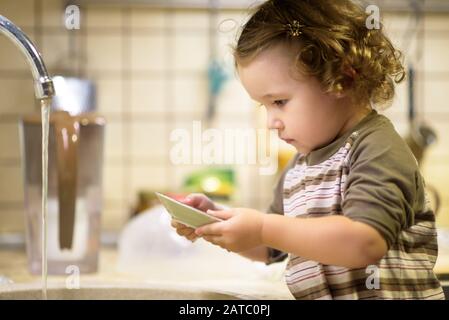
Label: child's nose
xmin=267 ymin=117 xmax=284 ymax=131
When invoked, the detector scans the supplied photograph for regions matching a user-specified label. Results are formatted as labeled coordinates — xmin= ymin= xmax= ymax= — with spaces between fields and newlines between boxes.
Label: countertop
xmin=0 ymin=247 xmax=295 ymax=299
xmin=1 ymin=246 xmax=449 ymax=299
xmin=2 ymin=224 xmax=449 ymax=299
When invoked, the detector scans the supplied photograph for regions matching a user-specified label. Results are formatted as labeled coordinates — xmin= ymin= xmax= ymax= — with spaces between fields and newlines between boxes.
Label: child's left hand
xmin=195 ymin=208 xmax=265 ymax=253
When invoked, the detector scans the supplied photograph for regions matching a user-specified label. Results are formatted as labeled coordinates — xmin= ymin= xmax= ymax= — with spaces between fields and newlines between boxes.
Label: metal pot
xmin=50 ymin=76 xmax=96 ymax=115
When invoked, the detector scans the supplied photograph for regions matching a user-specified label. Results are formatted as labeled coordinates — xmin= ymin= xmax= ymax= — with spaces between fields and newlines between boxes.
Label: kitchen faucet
xmin=0 ymin=14 xmax=54 ymax=99
xmin=1 ymin=15 xmax=54 ymax=293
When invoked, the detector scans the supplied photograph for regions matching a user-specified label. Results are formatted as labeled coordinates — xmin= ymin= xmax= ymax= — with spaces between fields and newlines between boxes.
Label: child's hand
xmin=195 ymin=208 xmax=265 ymax=253
xmin=171 ymin=220 xmax=198 ymax=242
xmin=181 ymin=193 xmax=221 ymax=212
xmin=170 ymin=193 xmax=220 ymax=242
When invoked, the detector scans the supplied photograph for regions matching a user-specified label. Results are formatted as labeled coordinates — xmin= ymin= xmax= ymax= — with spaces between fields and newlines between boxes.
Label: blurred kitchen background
xmin=0 ymin=0 xmax=448 ymax=244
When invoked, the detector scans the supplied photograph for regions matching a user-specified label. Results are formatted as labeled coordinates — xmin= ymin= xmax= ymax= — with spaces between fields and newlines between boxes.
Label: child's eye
xmin=273 ymin=100 xmax=287 ymax=107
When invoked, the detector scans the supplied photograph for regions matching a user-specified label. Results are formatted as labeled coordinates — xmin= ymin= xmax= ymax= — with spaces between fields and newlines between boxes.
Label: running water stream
xmin=40 ymin=99 xmax=51 ymax=300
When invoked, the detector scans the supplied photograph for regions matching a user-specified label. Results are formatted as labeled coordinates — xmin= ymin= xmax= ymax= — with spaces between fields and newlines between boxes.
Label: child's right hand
xmin=170 ymin=193 xmax=220 ymax=242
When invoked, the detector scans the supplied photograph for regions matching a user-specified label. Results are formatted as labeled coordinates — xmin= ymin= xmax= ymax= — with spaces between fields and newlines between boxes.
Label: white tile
xmin=0 ymin=123 xmax=21 ymax=160
xmin=382 ymin=13 xmax=411 ymax=32
xmin=214 ymin=117 xmax=254 ymax=129
xmin=0 ymin=0 xmax=35 ymax=28
xmin=104 ymin=121 xmax=124 ymax=160
xmin=252 ymin=100 xmax=267 ymax=124
xmin=103 ymin=198 xmax=125 ymax=211
xmin=87 ymin=34 xmax=122 ymax=71
xmin=130 ymin=122 xmax=168 ymax=158
xmin=424 ymin=36 xmax=449 ymax=72
xmin=130 ymin=78 xmax=167 ymax=114
xmin=217 ymin=33 xmax=238 ymax=66
xmin=42 ymin=0 xmax=66 ymax=28
xmin=424 ymin=13 xmax=449 ymax=31
xmin=0 ymin=79 xmax=36 ymax=115
xmin=130 ymin=8 xmax=167 ymax=28
xmin=424 ymin=80 xmax=449 ymax=113
xmin=233 ymin=165 xmax=257 ymax=206
xmin=216 ymin=38 xmax=239 ymax=66
xmin=103 ymin=164 xmax=125 ymax=201
xmin=217 ymin=11 xmax=249 ymax=30
xmin=172 ymin=10 xmax=209 ymax=29
xmin=130 ymin=34 xmax=167 ymax=71
xmin=215 ymin=78 xmax=253 ymax=116
xmin=86 ymin=7 xmax=122 ymax=28
xmin=130 ymin=164 xmax=169 ymax=194
xmin=101 ymin=201 xmax=127 ymax=231
xmin=173 ymin=76 xmax=208 ymax=114
xmin=96 ymin=78 xmax=123 ymax=114
xmin=173 ymin=32 xmax=209 ymax=71
xmin=171 ymin=163 xmax=203 ymax=190
xmin=170 ymin=119 xmax=197 ymax=130
xmin=0 ymin=166 xmax=24 ymax=202
xmin=0 ymin=30 xmax=36 ymax=71
xmin=42 ymin=33 xmax=84 ymax=75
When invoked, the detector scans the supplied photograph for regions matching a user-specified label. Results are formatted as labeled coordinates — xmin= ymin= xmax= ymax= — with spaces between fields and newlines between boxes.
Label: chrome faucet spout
xmin=0 ymin=15 xmax=54 ymax=99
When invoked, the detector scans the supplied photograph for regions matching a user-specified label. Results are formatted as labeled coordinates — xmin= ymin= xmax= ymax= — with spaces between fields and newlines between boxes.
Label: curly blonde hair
xmin=233 ymin=0 xmax=405 ymax=107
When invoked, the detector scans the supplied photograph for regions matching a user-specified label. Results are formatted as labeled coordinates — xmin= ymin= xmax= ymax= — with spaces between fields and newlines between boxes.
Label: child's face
xmin=237 ymin=43 xmax=359 ymax=155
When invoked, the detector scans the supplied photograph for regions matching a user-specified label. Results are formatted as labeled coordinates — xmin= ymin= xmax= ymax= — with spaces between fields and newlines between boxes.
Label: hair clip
xmin=286 ymin=20 xmax=304 ymax=37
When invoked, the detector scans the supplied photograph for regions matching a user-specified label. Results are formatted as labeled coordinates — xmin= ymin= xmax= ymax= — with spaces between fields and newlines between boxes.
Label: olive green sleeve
xmin=342 ymin=125 xmax=421 ymax=249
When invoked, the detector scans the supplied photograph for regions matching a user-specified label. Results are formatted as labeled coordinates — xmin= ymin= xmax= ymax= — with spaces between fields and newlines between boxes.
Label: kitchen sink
xmin=0 ymin=282 xmax=250 ymax=300
xmin=2 ymin=280 xmax=446 ymax=300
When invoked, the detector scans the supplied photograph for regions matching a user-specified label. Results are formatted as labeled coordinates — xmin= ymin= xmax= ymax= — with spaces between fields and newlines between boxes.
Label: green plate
xmin=155 ymin=192 xmax=223 ymax=228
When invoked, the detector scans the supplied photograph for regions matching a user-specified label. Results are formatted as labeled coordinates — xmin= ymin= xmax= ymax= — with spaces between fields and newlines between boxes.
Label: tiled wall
xmin=382 ymin=12 xmax=449 ymax=228
xmin=0 ymin=0 xmax=270 ymax=234
xmin=0 ymin=0 xmax=448 ymax=237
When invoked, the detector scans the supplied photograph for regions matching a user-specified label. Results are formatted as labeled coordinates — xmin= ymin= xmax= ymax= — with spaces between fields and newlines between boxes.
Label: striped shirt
xmin=267 ymin=110 xmax=445 ymax=300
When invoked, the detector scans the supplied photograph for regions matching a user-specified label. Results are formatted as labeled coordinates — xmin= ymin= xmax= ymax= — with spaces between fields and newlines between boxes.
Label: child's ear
xmin=334 ymin=91 xmax=346 ymax=99
xmin=343 ymin=65 xmax=357 ymax=80
xmin=335 ymin=65 xmax=357 ymax=98
xmin=333 ymin=83 xmax=348 ymax=99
